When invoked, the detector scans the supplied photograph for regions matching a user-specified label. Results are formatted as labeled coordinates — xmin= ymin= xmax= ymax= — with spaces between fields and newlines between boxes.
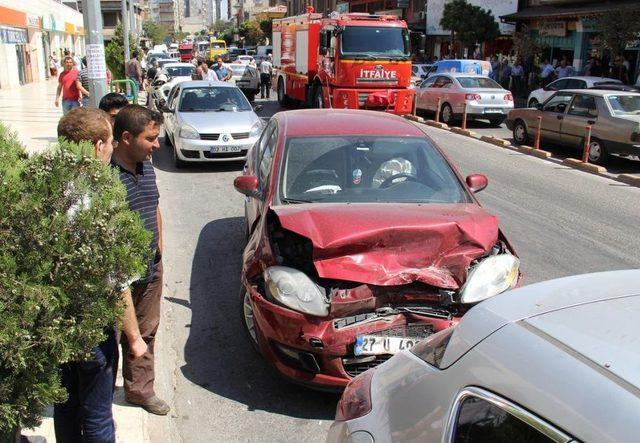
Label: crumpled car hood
xmin=271 ymin=203 xmax=499 ymax=289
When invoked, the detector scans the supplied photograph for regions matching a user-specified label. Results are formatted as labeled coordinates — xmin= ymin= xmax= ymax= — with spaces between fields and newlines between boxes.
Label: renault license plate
xmin=354 ymin=335 xmax=419 ymax=356
xmin=210 ymin=146 xmax=242 ymax=153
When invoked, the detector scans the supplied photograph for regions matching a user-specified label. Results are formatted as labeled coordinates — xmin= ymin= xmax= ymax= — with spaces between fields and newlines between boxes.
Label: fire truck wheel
xmin=313 ymin=86 xmax=324 ymax=108
xmin=277 ymin=78 xmax=292 ymax=107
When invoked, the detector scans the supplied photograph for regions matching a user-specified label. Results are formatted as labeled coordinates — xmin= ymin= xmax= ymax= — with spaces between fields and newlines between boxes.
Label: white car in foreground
xmin=527 ymin=76 xmax=620 ymax=107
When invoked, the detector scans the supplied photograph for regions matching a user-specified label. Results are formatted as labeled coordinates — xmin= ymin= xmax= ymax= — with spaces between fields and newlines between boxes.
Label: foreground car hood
xmin=271 ymin=203 xmax=499 ymax=289
xmin=178 ymin=110 xmax=259 ymax=132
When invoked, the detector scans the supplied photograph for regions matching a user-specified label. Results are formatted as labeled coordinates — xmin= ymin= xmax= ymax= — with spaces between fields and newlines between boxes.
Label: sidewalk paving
xmin=1 ymin=79 xmax=149 ymax=442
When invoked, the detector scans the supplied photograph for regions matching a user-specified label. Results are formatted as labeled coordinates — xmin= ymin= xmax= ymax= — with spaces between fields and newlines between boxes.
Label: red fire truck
xmin=178 ymin=42 xmax=194 ymax=62
xmin=272 ymin=11 xmax=414 ymax=114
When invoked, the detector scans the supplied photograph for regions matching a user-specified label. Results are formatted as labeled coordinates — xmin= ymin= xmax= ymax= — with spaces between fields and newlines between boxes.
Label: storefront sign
xmin=43 ymin=14 xmax=64 ymax=32
xmin=64 ymin=22 xmax=75 ymax=34
xmin=374 ymin=9 xmax=402 ymax=17
xmin=27 ymin=14 xmax=41 ymax=29
xmin=576 ymin=19 xmax=598 ymax=33
xmin=397 ymin=0 xmax=409 ymax=8
xmin=0 ymin=26 xmax=28 ymax=44
xmin=336 ymin=2 xmax=348 ymax=13
xmin=539 ymin=21 xmax=566 ymax=37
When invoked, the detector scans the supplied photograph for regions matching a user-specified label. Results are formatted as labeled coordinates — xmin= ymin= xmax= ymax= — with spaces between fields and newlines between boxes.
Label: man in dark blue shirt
xmin=111 ymin=105 xmax=170 ymax=416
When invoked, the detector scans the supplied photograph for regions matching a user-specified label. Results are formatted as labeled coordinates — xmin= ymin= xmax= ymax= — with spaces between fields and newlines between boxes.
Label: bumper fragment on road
xmin=562 ymin=158 xmax=607 ymax=174
xmin=425 ymin=119 xmax=449 ymax=129
xmin=403 ymin=114 xmax=425 ymax=123
xmin=450 ymin=127 xmax=478 ymax=137
xmin=617 ymin=174 xmax=640 ymax=187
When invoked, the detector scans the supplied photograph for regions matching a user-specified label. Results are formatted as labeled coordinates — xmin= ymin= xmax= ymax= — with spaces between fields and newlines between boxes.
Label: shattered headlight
xmin=459 ymin=254 xmax=520 ymax=304
xmin=264 ymin=266 xmax=329 ymax=317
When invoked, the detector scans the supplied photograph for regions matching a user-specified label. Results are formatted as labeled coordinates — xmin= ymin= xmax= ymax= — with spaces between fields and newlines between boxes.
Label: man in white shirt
xmin=260 ymin=54 xmax=273 ymax=99
xmin=540 ymin=59 xmax=555 ymax=87
xmin=555 ymin=59 xmax=574 ymax=78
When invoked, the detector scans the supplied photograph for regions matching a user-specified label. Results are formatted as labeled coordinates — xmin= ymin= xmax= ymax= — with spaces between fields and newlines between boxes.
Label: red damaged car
xmin=234 ymin=109 xmax=520 ymax=389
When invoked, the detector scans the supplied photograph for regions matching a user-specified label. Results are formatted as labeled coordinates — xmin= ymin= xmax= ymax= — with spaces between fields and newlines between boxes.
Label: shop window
xmin=102 ymin=12 xmax=118 ymax=27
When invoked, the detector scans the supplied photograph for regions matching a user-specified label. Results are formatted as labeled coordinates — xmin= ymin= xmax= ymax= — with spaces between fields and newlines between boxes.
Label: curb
xmin=516 ymin=145 xmax=552 ymax=159
xmin=450 ymin=127 xmax=478 ymax=137
xmin=562 ymin=157 xmax=607 ymax=174
xmin=479 ymin=135 xmax=510 ymax=147
xmin=403 ymin=114 xmax=425 ymax=123
xmin=617 ymin=174 xmax=640 ymax=187
xmin=425 ymin=119 xmax=449 ymax=130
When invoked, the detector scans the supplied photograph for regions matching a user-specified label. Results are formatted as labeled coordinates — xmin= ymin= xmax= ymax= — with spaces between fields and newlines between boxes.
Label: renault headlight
xmin=249 ymin=121 xmax=263 ymax=138
xmin=459 ymin=254 xmax=520 ymax=304
xmin=264 ymin=266 xmax=329 ymax=317
xmin=179 ymin=124 xmax=199 ymax=140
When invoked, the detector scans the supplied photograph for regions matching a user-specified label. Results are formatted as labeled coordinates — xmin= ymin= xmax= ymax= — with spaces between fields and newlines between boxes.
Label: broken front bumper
xmin=246 ymin=285 xmax=457 ymax=389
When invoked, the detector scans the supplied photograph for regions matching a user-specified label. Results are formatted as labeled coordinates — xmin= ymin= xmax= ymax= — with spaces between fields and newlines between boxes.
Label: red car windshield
xmin=279 ymin=136 xmax=470 ymax=204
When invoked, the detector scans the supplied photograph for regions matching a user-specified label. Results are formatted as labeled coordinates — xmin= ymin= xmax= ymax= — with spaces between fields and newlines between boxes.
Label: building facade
xmin=502 ymin=0 xmax=640 ymax=79
xmin=0 ymin=0 xmax=84 ymax=89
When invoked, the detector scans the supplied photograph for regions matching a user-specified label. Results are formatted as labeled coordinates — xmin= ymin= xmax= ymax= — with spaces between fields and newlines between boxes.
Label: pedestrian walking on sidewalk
xmin=260 ymin=54 xmax=273 ymax=99
xmin=111 ymin=105 xmax=170 ymax=416
xmin=55 ymin=56 xmax=81 ymax=115
xmin=126 ymin=50 xmax=143 ymax=92
xmin=79 ymin=57 xmax=92 ymax=107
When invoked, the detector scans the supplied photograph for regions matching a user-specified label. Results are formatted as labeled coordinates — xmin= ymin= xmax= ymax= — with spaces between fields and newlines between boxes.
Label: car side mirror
xmin=466 ymin=174 xmax=488 ymax=193
xmin=253 ymin=104 xmax=263 ymax=112
xmin=234 ymin=175 xmax=260 ymax=197
xmin=535 ymin=103 xmax=543 ymax=110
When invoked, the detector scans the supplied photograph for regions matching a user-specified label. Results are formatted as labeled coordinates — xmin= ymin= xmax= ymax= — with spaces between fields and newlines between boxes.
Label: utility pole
xmin=129 ymin=0 xmax=136 ymax=41
xmin=122 ymin=0 xmax=131 ymax=61
xmin=81 ymin=0 xmax=108 ymax=107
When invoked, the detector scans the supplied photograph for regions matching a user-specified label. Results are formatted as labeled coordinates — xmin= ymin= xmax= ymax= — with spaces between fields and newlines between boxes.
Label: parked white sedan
xmin=416 ymin=73 xmax=513 ymax=126
xmin=527 ymin=76 xmax=620 ymax=108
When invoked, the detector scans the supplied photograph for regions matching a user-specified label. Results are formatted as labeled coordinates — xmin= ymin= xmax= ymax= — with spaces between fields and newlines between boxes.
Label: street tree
xmin=0 ymin=124 xmax=151 ymax=437
xmin=239 ymin=20 xmax=265 ymax=45
xmin=512 ymin=24 xmax=546 ymax=68
xmin=105 ymin=23 xmax=137 ymax=79
xmin=259 ymin=20 xmax=272 ymax=39
xmin=142 ymin=20 xmax=168 ymax=45
xmin=440 ymin=0 xmax=499 ymax=57
xmin=596 ymin=10 xmax=640 ymax=57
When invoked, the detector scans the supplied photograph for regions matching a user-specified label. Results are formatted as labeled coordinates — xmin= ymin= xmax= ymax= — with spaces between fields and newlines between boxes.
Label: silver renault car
xmin=162 ymin=80 xmax=264 ymax=167
xmin=328 ymin=270 xmax=640 ymax=443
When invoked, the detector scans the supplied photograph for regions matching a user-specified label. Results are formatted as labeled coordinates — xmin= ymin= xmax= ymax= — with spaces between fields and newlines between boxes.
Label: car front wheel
xmin=440 ymin=103 xmax=454 ymax=125
xmin=588 ymin=138 xmax=609 ymax=165
xmin=240 ymin=286 xmax=259 ymax=351
xmin=513 ymin=120 xmax=529 ymax=145
xmin=528 ymin=98 xmax=539 ymax=108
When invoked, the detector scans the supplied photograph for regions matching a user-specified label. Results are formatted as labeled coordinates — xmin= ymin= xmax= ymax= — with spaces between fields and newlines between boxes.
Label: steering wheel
xmin=379 ymin=173 xmax=422 ymax=189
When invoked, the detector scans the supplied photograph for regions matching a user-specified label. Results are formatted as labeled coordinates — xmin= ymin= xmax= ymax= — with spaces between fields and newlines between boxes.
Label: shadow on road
xmin=175 ymin=216 xmax=339 ymax=420
xmin=152 ymin=139 xmax=245 ymax=174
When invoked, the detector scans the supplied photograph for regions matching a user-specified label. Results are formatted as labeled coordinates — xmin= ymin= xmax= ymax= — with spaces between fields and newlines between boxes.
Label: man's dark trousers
xmin=121 ymin=260 xmax=163 ymax=402
xmin=260 ymin=73 xmax=271 ymax=99
xmin=53 ymin=328 xmax=118 ymax=443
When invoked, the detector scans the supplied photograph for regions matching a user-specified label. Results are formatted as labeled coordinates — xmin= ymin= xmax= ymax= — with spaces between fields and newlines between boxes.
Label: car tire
xmin=440 ymin=103 xmax=455 ymax=125
xmin=512 ymin=120 xmax=529 ymax=145
xmin=588 ymin=138 xmax=609 ymax=165
xmin=240 ymin=286 xmax=260 ymax=352
xmin=488 ymin=117 xmax=506 ymax=127
xmin=528 ymin=98 xmax=539 ymax=108
xmin=312 ymin=85 xmax=324 ymax=108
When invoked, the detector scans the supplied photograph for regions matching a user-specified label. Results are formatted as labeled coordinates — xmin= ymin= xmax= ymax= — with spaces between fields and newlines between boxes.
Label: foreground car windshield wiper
xmin=281 ymin=197 xmax=314 ymax=204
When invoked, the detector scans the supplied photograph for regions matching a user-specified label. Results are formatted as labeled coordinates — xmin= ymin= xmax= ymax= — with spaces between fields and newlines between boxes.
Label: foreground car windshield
xmin=607 ymin=95 xmax=640 ymax=114
xmin=457 ymin=77 xmax=502 ymax=89
xmin=280 ymin=136 xmax=470 ymax=203
xmin=166 ymin=66 xmax=194 ymax=77
xmin=179 ymin=87 xmax=251 ymax=112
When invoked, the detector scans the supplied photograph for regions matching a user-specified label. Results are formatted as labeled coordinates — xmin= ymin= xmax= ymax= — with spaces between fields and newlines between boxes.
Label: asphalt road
xmin=148 ymin=100 xmax=640 ymax=442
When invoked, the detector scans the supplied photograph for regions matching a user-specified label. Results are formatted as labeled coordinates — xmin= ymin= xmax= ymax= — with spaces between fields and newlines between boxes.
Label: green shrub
xmin=0 ymin=123 xmax=152 ymax=432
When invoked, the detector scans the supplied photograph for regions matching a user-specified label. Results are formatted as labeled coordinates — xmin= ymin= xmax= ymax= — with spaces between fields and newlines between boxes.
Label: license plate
xmin=484 ymin=108 xmax=503 ymax=113
xmin=210 ymin=146 xmax=242 ymax=153
xmin=354 ymin=335 xmax=419 ymax=356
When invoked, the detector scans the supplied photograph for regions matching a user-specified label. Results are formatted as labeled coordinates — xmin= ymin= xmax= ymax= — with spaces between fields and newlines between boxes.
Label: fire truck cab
xmin=272 ymin=12 xmax=414 ymax=114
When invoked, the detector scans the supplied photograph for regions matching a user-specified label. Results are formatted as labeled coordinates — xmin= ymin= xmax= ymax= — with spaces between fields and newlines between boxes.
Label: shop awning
xmin=501 ymin=1 xmax=640 ymax=22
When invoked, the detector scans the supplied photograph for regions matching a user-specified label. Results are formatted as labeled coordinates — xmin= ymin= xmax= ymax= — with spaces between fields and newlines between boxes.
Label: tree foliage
xmin=512 ymin=24 xmax=545 ymax=65
xmin=239 ymin=20 xmax=266 ymax=45
xmin=0 ymin=124 xmax=151 ymax=433
xmin=142 ymin=20 xmax=168 ymax=45
xmin=440 ymin=0 xmax=499 ymax=57
xmin=105 ymin=23 xmax=137 ymax=79
xmin=259 ymin=20 xmax=272 ymax=39
xmin=596 ymin=10 xmax=640 ymax=57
